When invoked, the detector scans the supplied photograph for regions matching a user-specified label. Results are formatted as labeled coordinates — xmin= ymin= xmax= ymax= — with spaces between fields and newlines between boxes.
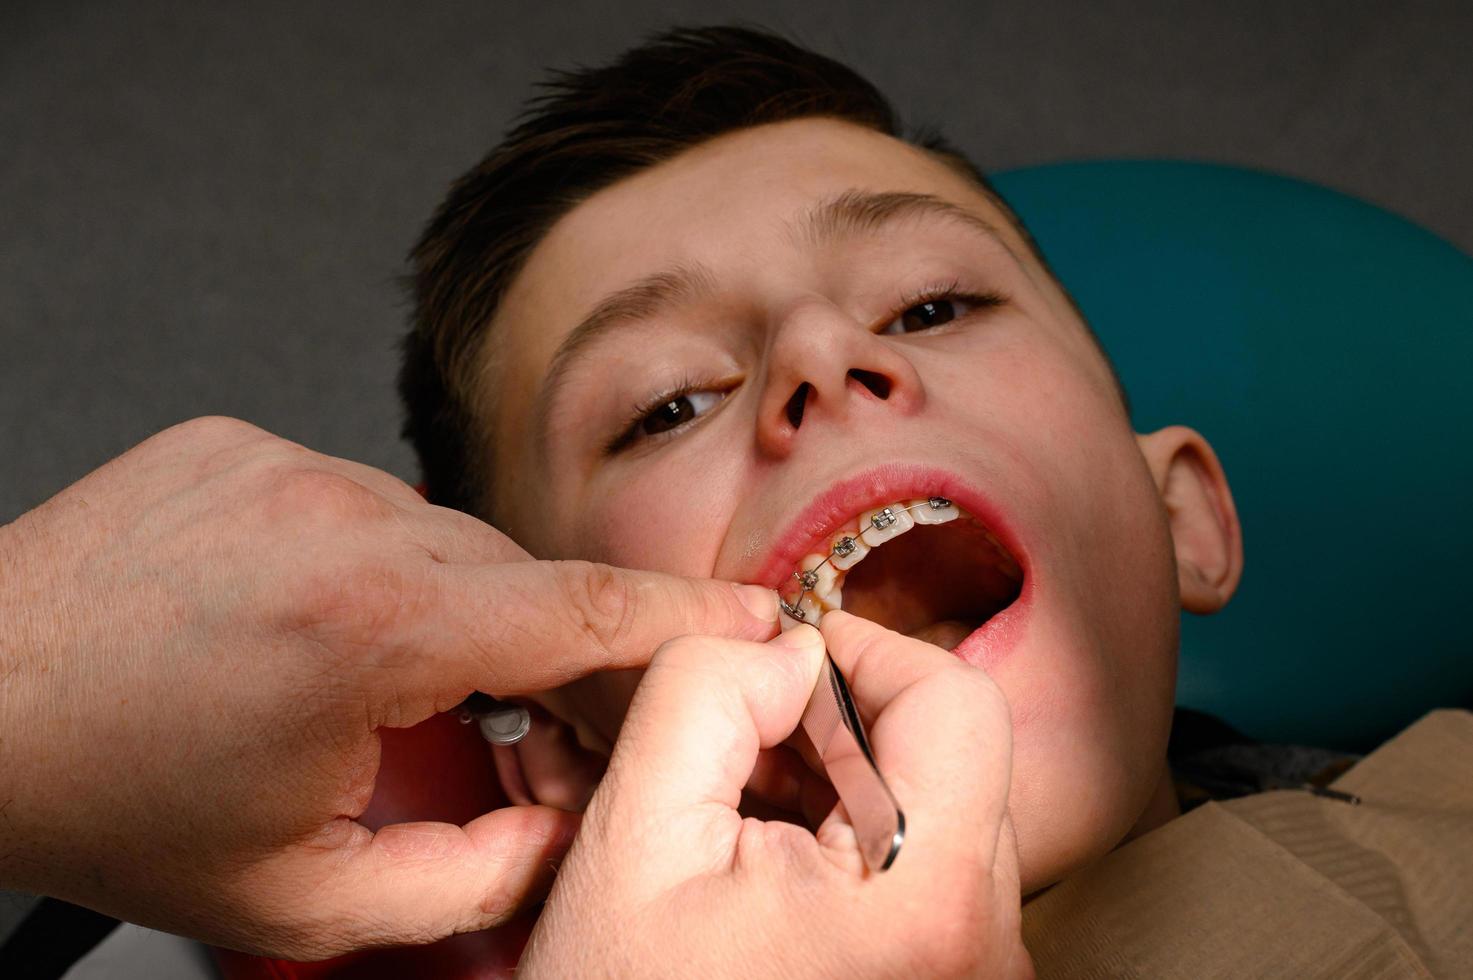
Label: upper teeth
xmin=860 ymin=505 xmax=914 ymax=546
xmin=829 ymin=533 xmax=868 ymax=570
xmin=780 ymin=495 xmax=996 ymax=629
xmin=914 ymin=496 xmax=960 ymax=524
xmin=798 ymin=553 xmax=841 ymax=596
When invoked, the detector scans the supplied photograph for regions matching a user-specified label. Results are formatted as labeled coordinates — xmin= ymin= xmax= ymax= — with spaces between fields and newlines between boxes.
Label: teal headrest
xmin=991 ymin=161 xmax=1473 ymax=751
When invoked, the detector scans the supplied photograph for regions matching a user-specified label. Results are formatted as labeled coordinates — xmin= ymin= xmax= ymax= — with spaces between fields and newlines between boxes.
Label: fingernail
xmin=733 ymin=584 xmax=780 ymax=623
xmin=770 ymin=623 xmax=822 ymax=650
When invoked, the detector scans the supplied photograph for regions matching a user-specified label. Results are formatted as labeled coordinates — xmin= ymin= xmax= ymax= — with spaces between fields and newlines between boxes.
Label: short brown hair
xmin=401 ymin=24 xmax=1041 ymax=515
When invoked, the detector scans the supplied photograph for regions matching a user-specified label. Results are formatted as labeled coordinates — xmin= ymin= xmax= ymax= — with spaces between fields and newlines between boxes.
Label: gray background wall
xmin=3 ymin=0 xmax=1471 ymax=946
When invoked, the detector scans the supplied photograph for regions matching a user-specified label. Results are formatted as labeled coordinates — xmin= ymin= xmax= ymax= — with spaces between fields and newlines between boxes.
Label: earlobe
xmin=1136 ymin=426 xmax=1243 ymax=614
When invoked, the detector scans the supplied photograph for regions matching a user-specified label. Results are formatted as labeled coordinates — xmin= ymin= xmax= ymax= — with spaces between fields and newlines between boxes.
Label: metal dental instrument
xmin=800 ymin=650 xmax=905 ymax=873
xmin=453 ymin=502 xmax=940 ymax=853
xmin=782 ymin=500 xmax=955 ymax=872
xmin=456 ymin=692 xmax=532 ymax=746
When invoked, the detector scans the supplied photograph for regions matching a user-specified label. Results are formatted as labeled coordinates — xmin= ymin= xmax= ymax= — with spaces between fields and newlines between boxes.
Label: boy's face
xmin=477 ymin=118 xmax=1224 ymax=890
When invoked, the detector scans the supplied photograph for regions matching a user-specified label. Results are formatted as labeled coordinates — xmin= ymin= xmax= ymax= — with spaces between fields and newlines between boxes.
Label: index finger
xmin=408 ymin=560 xmax=780 ymax=695
xmin=818 ymin=611 xmax=1014 ymax=866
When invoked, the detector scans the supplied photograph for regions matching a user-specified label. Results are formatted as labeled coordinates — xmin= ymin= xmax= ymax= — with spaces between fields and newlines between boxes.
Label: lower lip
xmin=948 ymin=572 xmax=1034 ymax=673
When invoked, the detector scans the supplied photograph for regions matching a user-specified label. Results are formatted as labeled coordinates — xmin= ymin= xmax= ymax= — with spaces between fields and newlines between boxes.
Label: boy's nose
xmin=755 ymin=298 xmax=924 ymax=457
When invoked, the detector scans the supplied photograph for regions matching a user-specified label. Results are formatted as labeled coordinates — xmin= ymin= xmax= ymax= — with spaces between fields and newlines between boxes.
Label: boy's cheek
xmin=1006 ymin=678 xmax=1157 ymax=891
xmin=570 ymin=462 xmax=742 ymax=572
xmin=986 ymin=592 xmax=1175 ymax=890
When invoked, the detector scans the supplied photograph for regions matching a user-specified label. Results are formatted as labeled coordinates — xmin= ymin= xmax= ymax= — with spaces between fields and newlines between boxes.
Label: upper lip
xmin=749 ymin=462 xmax=1028 ymax=591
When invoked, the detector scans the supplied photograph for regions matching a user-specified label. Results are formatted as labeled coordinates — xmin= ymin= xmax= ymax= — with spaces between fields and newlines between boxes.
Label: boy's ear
xmin=1136 ymin=426 xmax=1243 ymax=614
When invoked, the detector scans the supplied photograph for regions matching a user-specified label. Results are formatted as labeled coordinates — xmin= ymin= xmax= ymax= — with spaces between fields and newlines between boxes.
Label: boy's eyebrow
xmin=535 ymin=189 xmax=1010 ymax=433
xmin=793 ymin=189 xmax=1013 ymax=253
xmin=534 ymin=262 xmax=719 ymax=433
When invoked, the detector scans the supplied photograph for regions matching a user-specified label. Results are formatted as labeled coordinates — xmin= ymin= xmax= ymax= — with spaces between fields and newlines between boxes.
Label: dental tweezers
xmin=801 ymin=653 xmax=905 ymax=872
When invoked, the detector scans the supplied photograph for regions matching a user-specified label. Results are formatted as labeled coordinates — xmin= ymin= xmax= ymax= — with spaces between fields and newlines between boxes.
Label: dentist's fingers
xmin=526 ymin=619 xmax=1034 ymax=980
xmin=574 ymin=626 xmax=826 ymax=894
xmin=818 ymin=611 xmax=1015 ymax=870
xmin=260 ymin=805 xmax=579 ymax=958
xmin=744 ymin=743 xmax=837 ymax=827
xmin=400 ymin=503 xmax=538 ymax=565
xmin=490 ymin=703 xmax=606 ymax=812
xmin=398 ymin=561 xmax=781 ymax=697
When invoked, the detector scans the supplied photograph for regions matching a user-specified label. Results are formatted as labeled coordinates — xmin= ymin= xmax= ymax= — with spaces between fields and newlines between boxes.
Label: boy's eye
xmin=880 ymin=297 xmax=965 ymax=335
xmin=640 ymin=389 xmax=724 ymax=436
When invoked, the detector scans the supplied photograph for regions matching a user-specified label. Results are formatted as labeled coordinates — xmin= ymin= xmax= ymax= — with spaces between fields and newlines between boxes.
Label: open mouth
xmin=780 ymin=497 xmax=1024 ymax=652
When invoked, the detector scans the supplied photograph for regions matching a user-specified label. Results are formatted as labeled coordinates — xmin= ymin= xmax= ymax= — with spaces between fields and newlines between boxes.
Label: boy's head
xmin=400 ymin=25 xmax=1243 ymax=892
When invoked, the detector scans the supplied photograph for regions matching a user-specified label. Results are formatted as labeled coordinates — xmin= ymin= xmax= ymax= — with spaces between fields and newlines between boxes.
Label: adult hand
xmin=0 ymin=417 xmax=778 ymax=958
xmin=520 ymin=611 xmax=1033 ymax=979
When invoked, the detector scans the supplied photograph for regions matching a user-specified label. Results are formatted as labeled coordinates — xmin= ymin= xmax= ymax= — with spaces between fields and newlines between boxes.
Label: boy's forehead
xmin=497 ymin=119 xmax=1025 ymax=360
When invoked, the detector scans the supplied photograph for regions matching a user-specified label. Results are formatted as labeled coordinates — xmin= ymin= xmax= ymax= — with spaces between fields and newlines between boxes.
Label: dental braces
xmin=779 ymin=496 xmax=954 ymax=624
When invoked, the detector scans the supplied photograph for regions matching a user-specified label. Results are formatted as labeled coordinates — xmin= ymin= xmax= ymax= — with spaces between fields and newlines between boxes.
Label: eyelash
xmin=605 ymin=281 xmax=1008 ymax=454
xmin=605 ymin=373 xmax=731 ymax=455
xmin=889 ymin=279 xmax=1008 ymax=331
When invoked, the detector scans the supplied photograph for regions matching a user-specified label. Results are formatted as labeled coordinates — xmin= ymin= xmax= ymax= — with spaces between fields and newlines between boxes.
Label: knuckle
xmin=848 ymin=624 xmax=894 ymax=667
xmin=263 ymin=467 xmax=395 ymax=527
xmin=650 ymin=635 xmax=746 ymax=693
xmin=951 ymin=666 xmax=1012 ymax=737
xmin=555 ymin=560 xmax=638 ymax=657
xmin=651 ymin=632 xmax=713 ymax=666
xmin=141 ymin=416 xmax=276 ymax=478
xmin=647 ymin=635 xmax=754 ymax=717
xmin=166 ymin=414 xmax=267 ymax=445
xmin=474 ymin=881 xmax=520 ymax=924
xmin=833 ymin=620 xmax=893 ymax=681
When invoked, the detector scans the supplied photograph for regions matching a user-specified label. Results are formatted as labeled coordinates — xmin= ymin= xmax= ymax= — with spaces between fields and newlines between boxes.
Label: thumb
xmin=578 ymin=626 xmax=825 ymax=897
xmin=271 ymin=806 xmax=579 ymax=957
xmin=413 ymin=561 xmax=782 ymax=696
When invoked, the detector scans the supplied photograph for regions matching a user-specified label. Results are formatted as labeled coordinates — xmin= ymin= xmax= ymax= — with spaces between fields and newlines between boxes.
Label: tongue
xmin=905 ymin=618 xmax=980 ymax=652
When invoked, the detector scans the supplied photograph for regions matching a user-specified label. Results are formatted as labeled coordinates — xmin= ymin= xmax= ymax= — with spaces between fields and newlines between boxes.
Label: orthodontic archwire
xmin=778 ymin=496 xmax=954 ymax=623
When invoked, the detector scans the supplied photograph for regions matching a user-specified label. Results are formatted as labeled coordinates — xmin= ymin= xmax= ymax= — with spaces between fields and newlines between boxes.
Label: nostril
xmin=849 ymin=369 xmax=891 ymax=400
xmin=785 ymin=383 xmax=810 ymax=429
